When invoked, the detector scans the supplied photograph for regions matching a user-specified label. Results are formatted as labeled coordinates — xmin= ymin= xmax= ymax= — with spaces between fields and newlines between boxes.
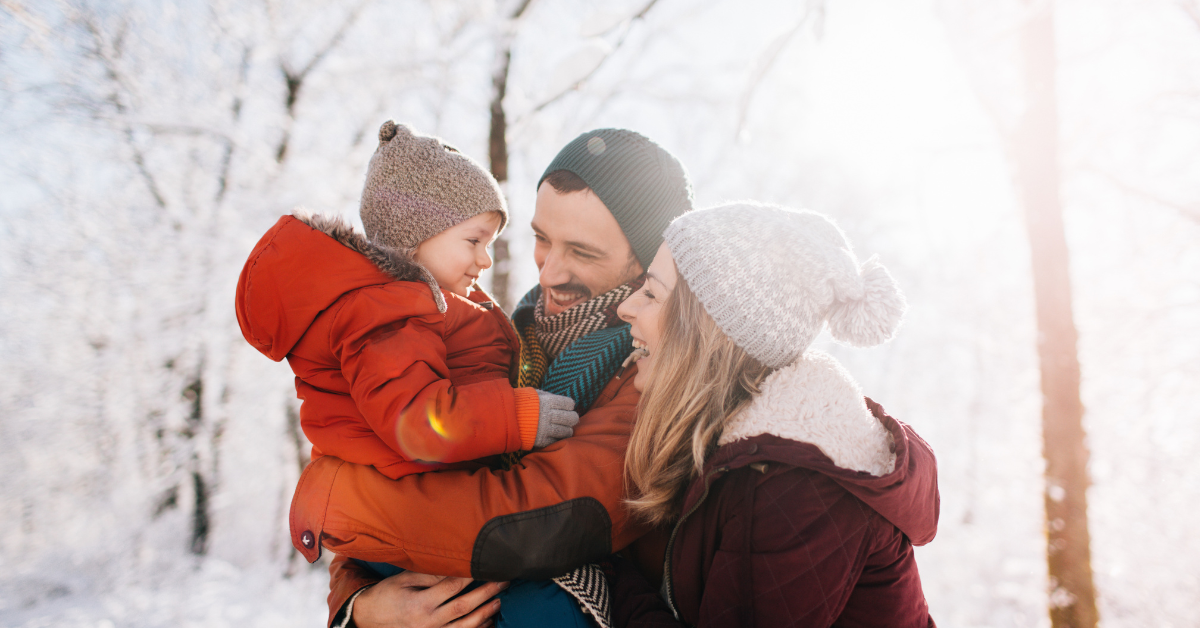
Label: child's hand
xmin=533 ymin=391 xmax=579 ymax=448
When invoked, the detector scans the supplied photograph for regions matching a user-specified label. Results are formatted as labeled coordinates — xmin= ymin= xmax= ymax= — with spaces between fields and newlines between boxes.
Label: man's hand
xmin=351 ymin=571 xmax=507 ymax=628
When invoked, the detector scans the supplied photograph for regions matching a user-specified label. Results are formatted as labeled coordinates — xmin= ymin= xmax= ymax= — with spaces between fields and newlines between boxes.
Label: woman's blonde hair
xmin=624 ymin=276 xmax=774 ymax=526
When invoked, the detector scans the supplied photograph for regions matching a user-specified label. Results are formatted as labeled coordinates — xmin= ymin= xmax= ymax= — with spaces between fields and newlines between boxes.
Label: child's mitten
xmin=534 ymin=391 xmax=579 ymax=448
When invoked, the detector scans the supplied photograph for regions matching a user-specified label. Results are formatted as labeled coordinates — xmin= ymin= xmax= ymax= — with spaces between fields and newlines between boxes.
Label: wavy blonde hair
xmin=623 ymin=276 xmax=774 ymax=526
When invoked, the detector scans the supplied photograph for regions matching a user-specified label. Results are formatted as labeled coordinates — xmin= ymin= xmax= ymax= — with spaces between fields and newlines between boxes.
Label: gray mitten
xmin=534 ymin=390 xmax=579 ymax=448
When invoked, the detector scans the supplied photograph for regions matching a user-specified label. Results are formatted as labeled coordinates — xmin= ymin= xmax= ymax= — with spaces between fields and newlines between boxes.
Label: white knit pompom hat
xmin=663 ymin=202 xmax=906 ymax=368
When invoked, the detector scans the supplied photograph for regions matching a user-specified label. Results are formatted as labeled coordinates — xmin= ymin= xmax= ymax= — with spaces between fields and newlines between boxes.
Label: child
xmin=235 ymin=120 xmax=579 ymax=481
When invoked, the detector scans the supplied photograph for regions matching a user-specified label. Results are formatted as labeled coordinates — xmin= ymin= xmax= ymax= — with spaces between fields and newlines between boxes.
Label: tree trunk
xmin=488 ymin=44 xmax=513 ymax=311
xmin=486 ymin=0 xmax=534 ymax=313
xmin=1011 ymin=3 xmax=1099 ymax=626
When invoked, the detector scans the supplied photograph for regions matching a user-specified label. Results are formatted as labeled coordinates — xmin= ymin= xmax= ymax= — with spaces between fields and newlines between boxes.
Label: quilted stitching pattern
xmin=667 ymin=459 xmax=930 ymax=627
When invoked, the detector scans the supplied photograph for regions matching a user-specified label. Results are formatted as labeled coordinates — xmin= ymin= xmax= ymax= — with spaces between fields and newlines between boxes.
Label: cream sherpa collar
xmin=718 ymin=351 xmax=896 ymax=477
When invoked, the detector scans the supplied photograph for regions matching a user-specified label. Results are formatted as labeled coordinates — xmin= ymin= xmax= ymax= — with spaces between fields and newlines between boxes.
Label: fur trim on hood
xmin=719 ymin=350 xmax=896 ymax=476
xmin=293 ymin=210 xmax=446 ymax=312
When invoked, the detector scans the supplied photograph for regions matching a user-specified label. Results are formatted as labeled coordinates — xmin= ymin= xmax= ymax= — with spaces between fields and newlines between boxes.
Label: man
xmin=287 ymin=128 xmax=693 ymax=627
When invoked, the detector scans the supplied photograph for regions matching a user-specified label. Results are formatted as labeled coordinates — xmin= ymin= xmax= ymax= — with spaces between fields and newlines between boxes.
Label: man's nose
xmin=538 ymin=247 xmax=570 ymax=287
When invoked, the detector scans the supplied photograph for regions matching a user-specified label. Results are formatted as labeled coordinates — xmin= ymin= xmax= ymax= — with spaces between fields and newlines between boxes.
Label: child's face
xmin=413 ymin=212 xmax=503 ymax=297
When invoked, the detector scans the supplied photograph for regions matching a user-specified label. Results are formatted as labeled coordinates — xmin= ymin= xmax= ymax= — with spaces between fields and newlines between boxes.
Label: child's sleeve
xmin=330 ymin=286 xmax=540 ymax=466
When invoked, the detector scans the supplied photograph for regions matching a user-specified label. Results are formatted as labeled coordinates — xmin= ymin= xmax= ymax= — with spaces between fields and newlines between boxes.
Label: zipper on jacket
xmin=662 ymin=465 xmax=728 ymax=622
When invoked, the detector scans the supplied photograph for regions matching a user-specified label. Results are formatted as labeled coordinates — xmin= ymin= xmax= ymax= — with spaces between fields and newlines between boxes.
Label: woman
xmin=612 ymin=202 xmax=939 ymax=627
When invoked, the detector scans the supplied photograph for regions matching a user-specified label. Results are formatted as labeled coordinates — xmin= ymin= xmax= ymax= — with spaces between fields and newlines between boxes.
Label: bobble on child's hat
xmin=664 ymin=202 xmax=906 ymax=368
xmin=360 ymin=121 xmax=508 ymax=252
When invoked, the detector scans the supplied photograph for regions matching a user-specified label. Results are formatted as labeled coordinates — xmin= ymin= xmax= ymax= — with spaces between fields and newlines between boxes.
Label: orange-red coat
xmin=298 ymin=368 xmax=647 ymax=627
xmin=235 ymin=214 xmax=540 ymax=479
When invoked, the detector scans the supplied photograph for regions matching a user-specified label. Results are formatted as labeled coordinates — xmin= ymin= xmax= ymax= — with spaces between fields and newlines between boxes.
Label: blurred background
xmin=1 ymin=0 xmax=1197 ymax=626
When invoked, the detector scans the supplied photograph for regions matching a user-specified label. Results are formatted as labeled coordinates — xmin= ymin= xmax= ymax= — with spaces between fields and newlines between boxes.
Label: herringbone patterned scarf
xmin=512 ymin=278 xmax=643 ymax=411
xmin=510 ymin=283 xmax=643 ymax=628
xmin=533 ymin=282 xmax=637 ymax=358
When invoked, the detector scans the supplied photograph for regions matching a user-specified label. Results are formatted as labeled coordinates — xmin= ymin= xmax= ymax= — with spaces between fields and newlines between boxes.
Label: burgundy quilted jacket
xmin=614 ymin=353 xmax=939 ymax=628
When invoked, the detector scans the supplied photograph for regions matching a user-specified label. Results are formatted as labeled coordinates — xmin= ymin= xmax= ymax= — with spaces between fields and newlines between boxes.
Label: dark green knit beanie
xmin=539 ymin=129 xmax=693 ymax=269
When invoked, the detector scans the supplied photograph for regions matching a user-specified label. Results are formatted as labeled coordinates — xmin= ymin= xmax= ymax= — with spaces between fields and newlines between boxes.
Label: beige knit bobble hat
xmin=664 ymin=202 xmax=907 ymax=368
xmin=360 ymin=121 xmax=508 ymax=252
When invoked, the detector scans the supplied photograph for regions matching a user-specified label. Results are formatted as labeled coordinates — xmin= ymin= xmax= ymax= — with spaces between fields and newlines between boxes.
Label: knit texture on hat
xmin=539 ymin=129 xmax=693 ymax=268
xmin=360 ymin=121 xmax=507 ymax=252
xmin=664 ymin=202 xmax=907 ymax=368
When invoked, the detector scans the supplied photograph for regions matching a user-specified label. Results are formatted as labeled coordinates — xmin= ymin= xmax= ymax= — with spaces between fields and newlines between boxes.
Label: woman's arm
xmin=612 ymin=555 xmax=685 ymax=628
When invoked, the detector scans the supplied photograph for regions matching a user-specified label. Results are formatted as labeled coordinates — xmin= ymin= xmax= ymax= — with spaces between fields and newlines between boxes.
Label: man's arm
xmin=328 ymin=555 xmax=380 ymax=628
xmin=326 ymin=555 xmax=505 ymax=628
xmin=291 ymin=366 xmax=647 ymax=582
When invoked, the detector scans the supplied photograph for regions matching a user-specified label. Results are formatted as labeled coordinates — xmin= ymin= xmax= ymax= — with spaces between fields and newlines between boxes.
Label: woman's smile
xmin=617 ymin=242 xmax=677 ymax=391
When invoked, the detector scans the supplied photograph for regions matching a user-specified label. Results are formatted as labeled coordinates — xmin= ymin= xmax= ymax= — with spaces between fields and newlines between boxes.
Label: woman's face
xmin=617 ymin=242 xmax=677 ymax=392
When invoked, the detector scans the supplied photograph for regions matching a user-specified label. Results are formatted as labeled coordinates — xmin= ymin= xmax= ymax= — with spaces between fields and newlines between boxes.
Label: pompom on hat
xmin=360 ymin=121 xmax=508 ymax=252
xmin=663 ymin=202 xmax=906 ymax=368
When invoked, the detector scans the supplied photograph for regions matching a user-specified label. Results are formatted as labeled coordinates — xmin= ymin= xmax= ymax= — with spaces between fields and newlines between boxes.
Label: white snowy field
xmin=2 ymin=0 xmax=1198 ymax=626
xmin=2 ymin=559 xmax=331 ymax=627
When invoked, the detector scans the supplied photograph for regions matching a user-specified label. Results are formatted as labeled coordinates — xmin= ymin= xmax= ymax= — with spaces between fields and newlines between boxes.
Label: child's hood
xmin=234 ymin=212 xmax=444 ymax=362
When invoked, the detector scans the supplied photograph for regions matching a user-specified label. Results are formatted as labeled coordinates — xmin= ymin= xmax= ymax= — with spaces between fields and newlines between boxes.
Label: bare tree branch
xmin=486 ymin=0 xmax=538 ymax=180
xmin=1 ymin=0 xmax=50 ymax=36
xmin=1080 ymin=164 xmax=1200 ymax=225
xmin=1180 ymin=0 xmax=1200 ymax=30
xmin=292 ymin=0 xmax=371 ymax=82
xmin=483 ymin=0 xmax=538 ymax=310
xmin=75 ymin=9 xmax=168 ymax=209
xmin=508 ymin=0 xmax=535 ymax=21
xmin=734 ymin=2 xmax=820 ymax=139
xmin=275 ymin=0 xmax=372 ymax=161
xmin=216 ymin=45 xmax=252 ymax=204
xmin=516 ymin=0 xmax=661 ymax=121
xmin=119 ymin=120 xmax=233 ymax=142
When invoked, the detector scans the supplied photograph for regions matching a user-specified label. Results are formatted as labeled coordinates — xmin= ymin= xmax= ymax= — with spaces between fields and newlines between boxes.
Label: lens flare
xmin=427 ymin=410 xmax=449 ymax=439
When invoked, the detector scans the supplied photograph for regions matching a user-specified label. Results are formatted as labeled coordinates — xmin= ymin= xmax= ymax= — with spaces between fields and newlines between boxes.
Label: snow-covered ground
xmin=2 ymin=559 xmax=330 ymax=628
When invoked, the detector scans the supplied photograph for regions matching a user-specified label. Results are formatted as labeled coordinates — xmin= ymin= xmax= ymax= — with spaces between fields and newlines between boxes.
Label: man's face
xmin=531 ymin=182 xmax=643 ymax=316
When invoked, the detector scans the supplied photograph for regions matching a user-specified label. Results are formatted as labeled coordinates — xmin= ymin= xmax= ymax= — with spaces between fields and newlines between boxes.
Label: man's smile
xmin=545 ymin=286 xmax=590 ymax=315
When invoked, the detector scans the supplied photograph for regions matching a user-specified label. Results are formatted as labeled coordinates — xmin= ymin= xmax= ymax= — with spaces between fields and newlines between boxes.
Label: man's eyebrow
xmin=529 ymin=223 xmax=607 ymax=257
xmin=564 ymin=240 xmax=606 ymax=257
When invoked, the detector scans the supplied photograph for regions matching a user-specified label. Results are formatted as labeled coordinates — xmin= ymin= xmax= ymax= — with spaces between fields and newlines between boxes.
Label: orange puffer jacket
xmin=296 ymin=367 xmax=648 ymax=628
xmin=235 ymin=214 xmax=541 ymax=479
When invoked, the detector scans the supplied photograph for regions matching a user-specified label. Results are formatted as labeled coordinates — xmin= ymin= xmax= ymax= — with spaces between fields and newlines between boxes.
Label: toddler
xmin=235 ymin=121 xmax=579 ymax=481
